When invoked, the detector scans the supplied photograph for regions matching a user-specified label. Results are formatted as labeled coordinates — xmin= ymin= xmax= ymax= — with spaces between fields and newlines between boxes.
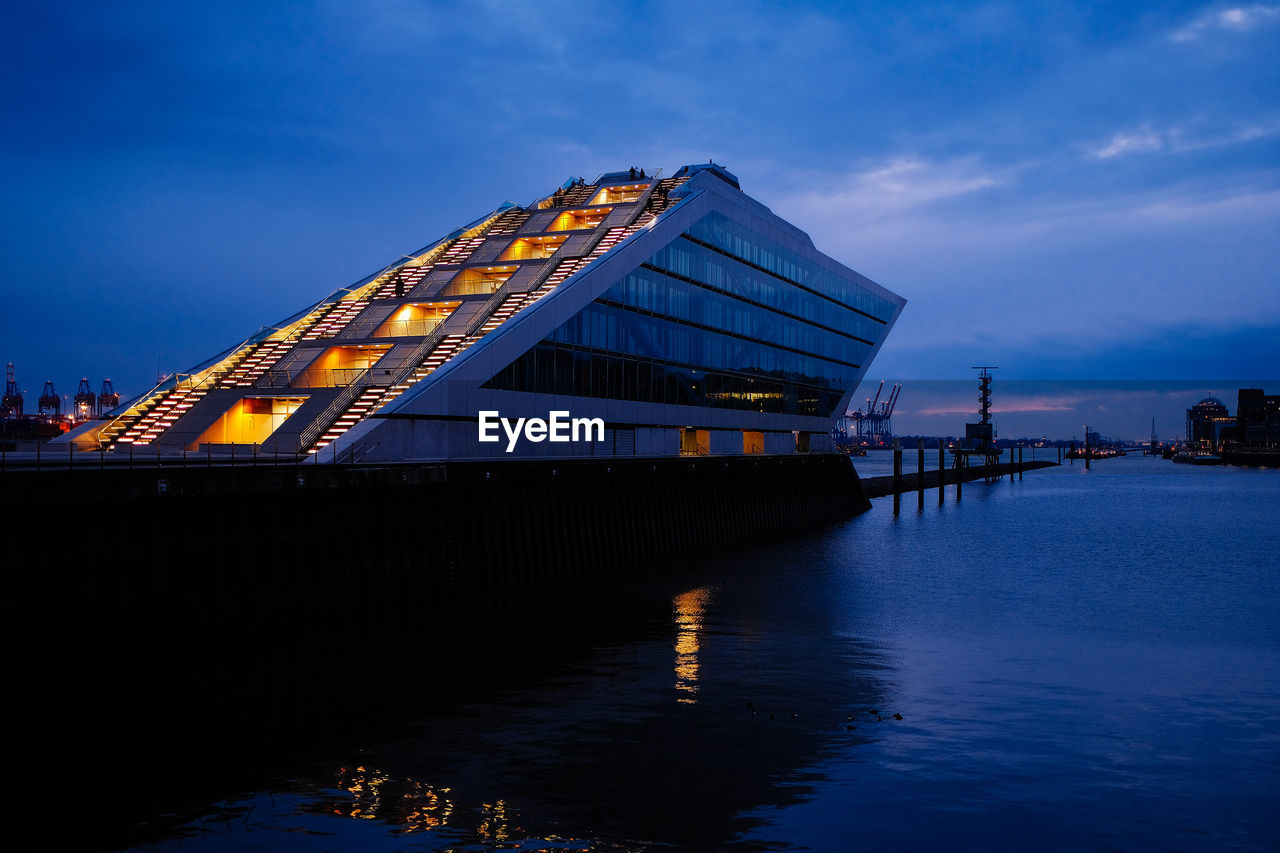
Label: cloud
xmin=1170 ymin=4 xmax=1280 ymax=42
xmin=912 ymin=397 xmax=1079 ymax=416
xmin=769 ymin=156 xmax=1010 ymax=242
xmin=1088 ymin=119 xmax=1280 ymax=159
xmin=1091 ymin=126 xmax=1164 ymax=159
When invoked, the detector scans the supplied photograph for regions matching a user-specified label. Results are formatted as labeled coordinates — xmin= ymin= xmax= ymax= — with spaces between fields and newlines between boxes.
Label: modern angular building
xmin=74 ymin=164 xmax=904 ymax=462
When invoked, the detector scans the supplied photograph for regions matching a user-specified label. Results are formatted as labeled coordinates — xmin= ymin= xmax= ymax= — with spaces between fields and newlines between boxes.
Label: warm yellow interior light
xmin=588 ymin=184 xmax=647 ymax=205
xmin=376 ymin=302 xmax=457 ymax=337
xmin=194 ymin=396 xmax=307 ymax=446
xmin=497 ymin=237 xmax=567 ymax=262
xmin=444 ymin=266 xmax=519 ymax=296
xmin=313 ymin=345 xmax=392 ymax=372
xmin=549 ymin=207 xmax=612 ymax=232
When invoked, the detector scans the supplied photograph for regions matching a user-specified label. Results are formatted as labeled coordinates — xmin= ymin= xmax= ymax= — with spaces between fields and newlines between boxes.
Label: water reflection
xmin=308 ymin=764 xmax=603 ymax=850
xmin=317 ymin=765 xmax=455 ymax=833
xmin=109 ymin=529 xmax=899 ymax=851
xmin=673 ymin=586 xmax=712 ymax=703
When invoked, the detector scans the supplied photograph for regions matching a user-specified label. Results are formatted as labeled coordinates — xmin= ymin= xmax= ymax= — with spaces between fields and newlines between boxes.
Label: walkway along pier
xmin=862 ymin=456 xmax=1060 ymax=505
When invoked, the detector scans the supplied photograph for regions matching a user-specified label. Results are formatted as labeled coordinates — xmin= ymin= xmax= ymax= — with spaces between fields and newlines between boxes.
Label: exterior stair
xmin=309 ymin=385 xmax=390 ymax=453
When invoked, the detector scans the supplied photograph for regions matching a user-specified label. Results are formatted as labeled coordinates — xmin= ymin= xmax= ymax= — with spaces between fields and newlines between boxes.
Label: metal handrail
xmin=294 ymin=367 xmax=374 ymax=452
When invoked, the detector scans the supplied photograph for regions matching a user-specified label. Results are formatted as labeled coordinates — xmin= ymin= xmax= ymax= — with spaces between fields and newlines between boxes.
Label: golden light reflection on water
xmin=674 ymin=586 xmax=712 ymax=703
xmin=322 ymin=765 xmax=596 ymax=849
xmin=476 ymin=799 xmax=510 ymax=842
xmin=327 ymin=765 xmax=453 ymax=832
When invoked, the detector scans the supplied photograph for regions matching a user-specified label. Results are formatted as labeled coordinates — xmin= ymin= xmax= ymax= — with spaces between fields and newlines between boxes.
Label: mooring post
xmin=1019 ymin=446 xmax=1023 ymax=480
xmin=1009 ymin=446 xmax=1014 ymax=484
xmin=917 ymin=441 xmax=925 ymax=510
xmin=1085 ymin=429 xmax=1091 ymax=470
xmin=893 ymin=438 xmax=902 ymax=515
xmin=938 ymin=441 xmax=945 ymax=505
xmin=956 ymin=453 xmax=963 ymax=500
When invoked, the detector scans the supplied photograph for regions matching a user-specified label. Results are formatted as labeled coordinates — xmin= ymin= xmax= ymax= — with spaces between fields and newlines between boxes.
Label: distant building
xmin=1186 ymin=397 xmax=1233 ymax=448
xmin=1234 ymin=388 xmax=1280 ymax=448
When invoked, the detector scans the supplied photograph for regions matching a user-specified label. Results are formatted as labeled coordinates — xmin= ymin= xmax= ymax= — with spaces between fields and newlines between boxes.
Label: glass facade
xmin=484 ymin=212 xmax=894 ymax=418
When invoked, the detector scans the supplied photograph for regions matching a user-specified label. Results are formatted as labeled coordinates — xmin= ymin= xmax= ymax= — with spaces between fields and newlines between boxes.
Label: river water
xmin=123 ymin=455 xmax=1278 ymax=852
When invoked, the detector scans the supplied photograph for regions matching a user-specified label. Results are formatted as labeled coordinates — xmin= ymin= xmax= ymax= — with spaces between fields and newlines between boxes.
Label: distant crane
xmin=74 ymin=377 xmax=96 ymax=421
xmin=98 ymin=379 xmax=119 ymax=414
xmin=2 ymin=362 xmax=21 ymax=417
xmin=834 ymin=380 xmax=901 ymax=449
xmin=38 ymin=380 xmax=60 ymax=418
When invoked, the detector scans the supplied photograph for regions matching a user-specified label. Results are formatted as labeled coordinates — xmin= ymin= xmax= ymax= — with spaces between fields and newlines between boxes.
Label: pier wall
xmin=5 ymin=453 xmax=868 ymax=710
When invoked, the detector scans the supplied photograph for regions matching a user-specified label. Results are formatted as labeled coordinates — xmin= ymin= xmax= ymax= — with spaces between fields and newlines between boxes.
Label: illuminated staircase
xmin=437 ymin=235 xmax=488 ymax=265
xmin=557 ymin=182 xmax=595 ymax=207
xmin=302 ymin=299 xmax=369 ymax=340
xmin=487 ymin=207 xmax=532 ymax=236
xmin=474 ymin=294 xmax=525 ymax=336
xmin=219 ymin=339 xmax=291 ymax=388
xmin=309 ymin=386 xmax=390 ymax=453
xmin=114 ymin=384 xmax=211 ymax=446
xmin=372 ymin=265 xmax=431 ymax=300
xmin=390 ymin=334 xmax=467 ymax=393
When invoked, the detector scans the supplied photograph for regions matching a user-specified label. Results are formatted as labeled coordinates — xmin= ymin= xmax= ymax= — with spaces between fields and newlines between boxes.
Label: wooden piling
xmin=893 ymin=439 xmax=902 ymax=515
xmin=917 ymin=442 xmax=924 ymax=510
xmin=938 ymin=442 xmax=945 ymax=505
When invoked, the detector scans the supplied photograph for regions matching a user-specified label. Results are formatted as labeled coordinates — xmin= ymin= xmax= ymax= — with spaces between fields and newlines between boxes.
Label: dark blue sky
xmin=3 ymin=1 xmax=1277 ymax=403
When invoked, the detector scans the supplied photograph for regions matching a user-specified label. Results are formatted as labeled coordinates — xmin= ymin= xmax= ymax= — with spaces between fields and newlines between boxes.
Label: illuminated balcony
xmin=444 ymin=266 xmax=517 ymax=296
xmin=548 ymin=207 xmax=612 ymax=232
xmin=194 ymin=396 xmax=307 ymax=446
xmin=589 ymin=183 xmax=647 ymax=205
xmin=497 ymin=236 xmax=566 ymax=262
xmin=291 ymin=344 xmax=391 ymax=387
xmin=373 ymin=302 xmax=458 ymax=338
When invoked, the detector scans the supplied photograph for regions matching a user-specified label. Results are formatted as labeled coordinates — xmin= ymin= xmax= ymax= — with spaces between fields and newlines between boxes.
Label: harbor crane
xmin=74 ymin=377 xmax=96 ymax=421
xmin=38 ymin=380 xmax=60 ymax=418
xmin=98 ymin=379 xmax=120 ymax=414
xmin=2 ymin=362 xmax=21 ymax=417
xmin=833 ymin=379 xmax=901 ymax=449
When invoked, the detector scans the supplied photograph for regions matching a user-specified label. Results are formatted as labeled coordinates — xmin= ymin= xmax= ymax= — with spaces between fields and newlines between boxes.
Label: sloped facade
xmin=84 ymin=164 xmax=904 ymax=462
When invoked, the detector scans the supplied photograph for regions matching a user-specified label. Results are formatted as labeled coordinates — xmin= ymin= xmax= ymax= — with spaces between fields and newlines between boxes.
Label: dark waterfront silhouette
xmin=20 ymin=456 xmax=1280 ymax=851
